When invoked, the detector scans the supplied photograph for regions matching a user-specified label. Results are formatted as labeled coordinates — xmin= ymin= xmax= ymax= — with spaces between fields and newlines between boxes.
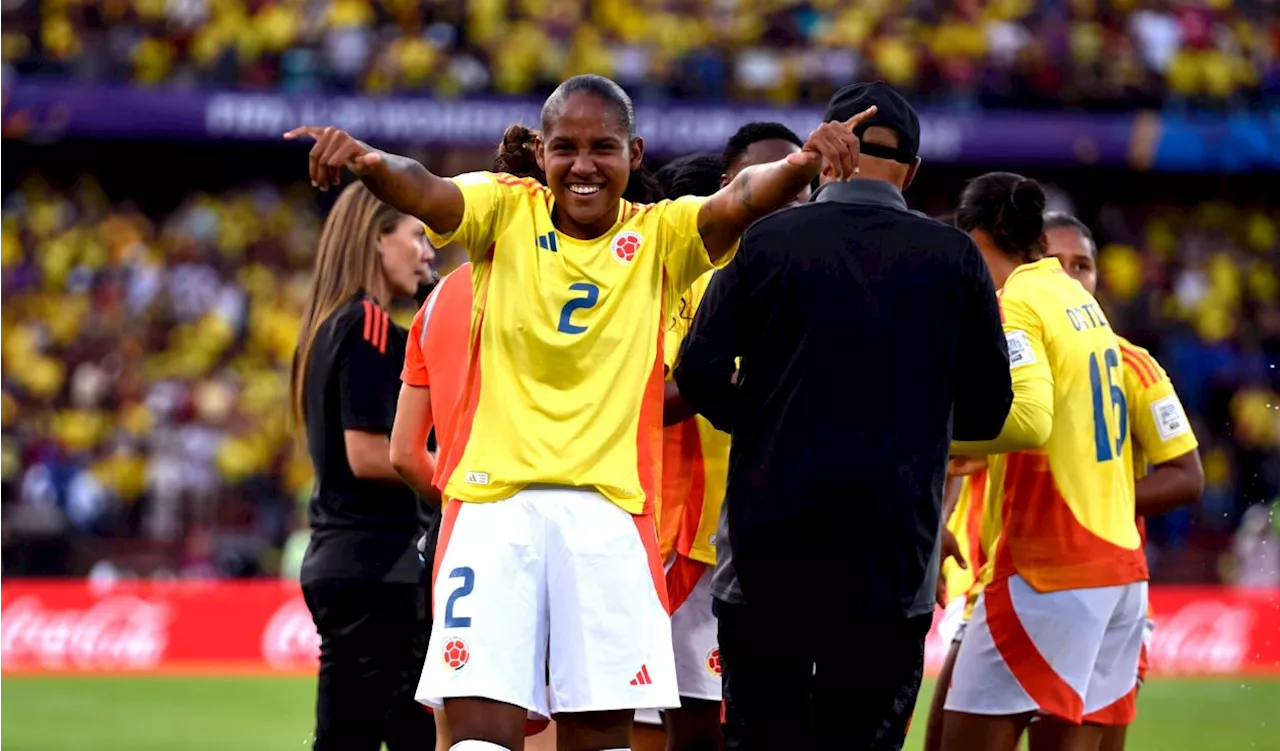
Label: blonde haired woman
xmin=290 ymin=181 xmax=437 ymax=751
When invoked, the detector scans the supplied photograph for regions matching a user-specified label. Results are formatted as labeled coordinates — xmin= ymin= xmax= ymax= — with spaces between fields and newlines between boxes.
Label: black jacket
xmin=674 ymin=179 xmax=1011 ymax=620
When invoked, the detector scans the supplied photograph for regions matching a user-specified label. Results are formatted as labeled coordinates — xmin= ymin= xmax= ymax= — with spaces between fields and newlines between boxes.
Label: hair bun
xmin=499 ymin=124 xmax=536 ymax=155
xmin=494 ymin=124 xmax=544 ymax=183
xmin=994 ymin=177 xmax=1047 ymax=254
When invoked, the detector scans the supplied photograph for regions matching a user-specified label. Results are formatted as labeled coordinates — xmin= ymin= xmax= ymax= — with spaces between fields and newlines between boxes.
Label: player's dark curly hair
xmin=656 ymin=153 xmax=723 ymax=200
xmin=956 ymin=172 xmax=1047 ymax=263
xmin=1043 ymin=211 xmax=1096 ymax=255
xmin=722 ymin=121 xmax=804 ymax=169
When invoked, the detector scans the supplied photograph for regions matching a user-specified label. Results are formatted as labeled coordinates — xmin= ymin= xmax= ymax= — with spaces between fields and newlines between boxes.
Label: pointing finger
xmin=842 ymin=105 xmax=878 ymax=130
xmin=284 ymin=126 xmax=323 ymax=141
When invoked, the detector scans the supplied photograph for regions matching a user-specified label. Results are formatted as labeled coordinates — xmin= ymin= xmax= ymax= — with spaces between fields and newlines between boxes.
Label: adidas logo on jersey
xmin=463 ymin=471 xmax=490 ymax=486
xmin=629 ymin=664 xmax=653 ymax=686
xmin=537 ymin=232 xmax=558 ymax=253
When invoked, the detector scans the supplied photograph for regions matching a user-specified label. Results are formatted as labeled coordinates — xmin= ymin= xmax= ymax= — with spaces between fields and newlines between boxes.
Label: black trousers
xmin=717 ymin=598 xmax=930 ymax=750
xmin=302 ymin=576 xmax=436 ymax=751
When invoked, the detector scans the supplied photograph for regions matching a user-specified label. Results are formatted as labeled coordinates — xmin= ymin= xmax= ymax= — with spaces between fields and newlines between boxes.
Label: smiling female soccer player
xmin=287 ymin=74 xmax=874 ymax=751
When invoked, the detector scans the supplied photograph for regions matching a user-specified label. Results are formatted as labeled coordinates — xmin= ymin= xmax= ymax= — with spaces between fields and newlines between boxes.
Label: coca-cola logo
xmin=1 ymin=595 xmax=171 ymax=670
xmin=261 ymin=596 xmax=320 ymax=670
xmin=1151 ymin=601 xmax=1253 ymax=674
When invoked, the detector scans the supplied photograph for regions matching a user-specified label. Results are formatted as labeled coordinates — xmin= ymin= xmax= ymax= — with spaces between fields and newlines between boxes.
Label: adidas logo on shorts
xmin=629 ymin=665 xmax=653 ymax=686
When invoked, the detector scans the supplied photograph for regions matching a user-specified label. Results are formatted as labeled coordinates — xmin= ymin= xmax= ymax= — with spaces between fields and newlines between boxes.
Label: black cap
xmin=822 ymin=81 xmax=920 ymax=164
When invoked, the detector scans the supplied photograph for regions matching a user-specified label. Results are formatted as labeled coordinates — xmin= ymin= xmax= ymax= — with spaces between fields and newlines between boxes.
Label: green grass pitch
xmin=2 ymin=675 xmax=1277 ymax=750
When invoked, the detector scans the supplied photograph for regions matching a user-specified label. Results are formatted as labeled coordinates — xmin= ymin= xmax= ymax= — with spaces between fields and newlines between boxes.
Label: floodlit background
xmin=2 ymin=0 xmax=1278 ymax=749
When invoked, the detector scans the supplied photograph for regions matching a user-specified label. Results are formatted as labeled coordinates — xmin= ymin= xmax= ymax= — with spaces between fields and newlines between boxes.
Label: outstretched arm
xmin=285 ymin=126 xmax=465 ymax=236
xmin=695 ymin=107 xmax=877 ymax=261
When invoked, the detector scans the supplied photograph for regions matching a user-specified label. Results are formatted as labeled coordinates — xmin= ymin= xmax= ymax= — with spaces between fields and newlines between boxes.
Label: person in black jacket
xmin=672 ymin=82 xmax=1013 ymax=750
xmin=290 ymin=181 xmax=437 ymax=751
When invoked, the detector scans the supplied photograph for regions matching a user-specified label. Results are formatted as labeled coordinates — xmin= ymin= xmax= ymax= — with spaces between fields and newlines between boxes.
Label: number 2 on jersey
xmin=1089 ymin=349 xmax=1128 ymax=462
xmin=443 ymin=566 xmax=474 ymax=628
xmin=557 ymin=282 xmax=600 ymax=335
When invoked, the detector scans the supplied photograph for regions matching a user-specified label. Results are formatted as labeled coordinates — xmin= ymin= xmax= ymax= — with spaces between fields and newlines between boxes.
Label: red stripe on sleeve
xmin=1119 ymin=345 xmax=1159 ymax=386
xmin=378 ymin=309 xmax=389 ymax=354
xmin=361 ymin=299 xmax=374 ymax=342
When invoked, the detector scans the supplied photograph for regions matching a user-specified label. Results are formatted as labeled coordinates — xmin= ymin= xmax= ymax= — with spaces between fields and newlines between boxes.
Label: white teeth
xmin=569 ymin=184 xmax=601 ymax=195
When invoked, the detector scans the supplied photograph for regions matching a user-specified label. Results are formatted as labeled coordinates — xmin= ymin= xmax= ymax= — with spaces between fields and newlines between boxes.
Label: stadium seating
xmin=3 ymin=0 xmax=1279 ymax=109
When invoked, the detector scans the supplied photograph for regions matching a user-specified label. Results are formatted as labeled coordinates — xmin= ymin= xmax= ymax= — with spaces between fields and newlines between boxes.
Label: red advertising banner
xmin=2 ymin=581 xmax=1277 ymax=676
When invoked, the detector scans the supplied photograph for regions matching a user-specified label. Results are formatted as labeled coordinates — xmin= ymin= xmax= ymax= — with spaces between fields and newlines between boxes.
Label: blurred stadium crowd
xmin=2 ymin=162 xmax=1277 ymax=583
xmin=3 ymin=0 xmax=1280 ymax=109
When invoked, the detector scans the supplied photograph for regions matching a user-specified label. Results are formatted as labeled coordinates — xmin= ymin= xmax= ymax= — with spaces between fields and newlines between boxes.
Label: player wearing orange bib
xmin=1040 ymin=212 xmax=1203 ymax=751
xmin=287 ymin=75 xmax=875 ymax=751
xmin=941 ymin=174 xmax=1148 ymax=751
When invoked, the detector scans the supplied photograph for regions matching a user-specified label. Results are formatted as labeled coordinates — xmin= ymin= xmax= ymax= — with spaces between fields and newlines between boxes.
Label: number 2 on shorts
xmin=557 ymin=282 xmax=600 ymax=335
xmin=443 ymin=566 xmax=475 ymax=628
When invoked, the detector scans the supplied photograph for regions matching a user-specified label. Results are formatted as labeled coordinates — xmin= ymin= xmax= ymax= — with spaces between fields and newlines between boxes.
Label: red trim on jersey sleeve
xmin=361 ymin=299 xmax=374 ymax=342
xmin=1119 ymin=344 xmax=1159 ymax=387
xmin=377 ymin=308 xmax=388 ymax=354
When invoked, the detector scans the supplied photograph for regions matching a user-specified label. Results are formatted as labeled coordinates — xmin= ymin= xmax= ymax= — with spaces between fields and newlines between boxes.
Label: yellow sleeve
xmin=424 ymin=171 xmax=524 ymax=261
xmin=952 ymin=292 xmax=1054 ymax=456
xmin=652 ymin=196 xmax=737 ymax=302
xmin=1126 ymin=355 xmax=1199 ymax=465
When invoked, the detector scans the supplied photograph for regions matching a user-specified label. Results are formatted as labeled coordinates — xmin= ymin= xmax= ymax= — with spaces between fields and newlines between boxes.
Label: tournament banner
xmin=2 ymin=580 xmax=1278 ymax=676
xmin=2 ymin=81 xmax=1128 ymax=164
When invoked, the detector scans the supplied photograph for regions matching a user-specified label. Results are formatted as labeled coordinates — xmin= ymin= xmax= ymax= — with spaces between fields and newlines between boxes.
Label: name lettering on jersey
xmin=463 ymin=471 xmax=490 ymax=486
xmin=1065 ymin=302 xmax=1110 ymax=332
xmin=1006 ymin=330 xmax=1036 ymax=369
xmin=537 ymin=232 xmax=558 ymax=253
xmin=1151 ymin=395 xmax=1190 ymax=441
xmin=611 ymin=231 xmax=643 ymax=265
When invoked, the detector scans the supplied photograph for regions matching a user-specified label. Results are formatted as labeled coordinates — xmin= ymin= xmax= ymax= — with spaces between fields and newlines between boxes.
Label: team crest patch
xmin=442 ymin=637 xmax=470 ymax=670
xmin=705 ymin=647 xmax=722 ymax=676
xmin=612 ymin=231 xmax=643 ymax=265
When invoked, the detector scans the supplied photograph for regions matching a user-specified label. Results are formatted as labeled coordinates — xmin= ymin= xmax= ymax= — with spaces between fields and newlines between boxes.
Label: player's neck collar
xmin=811 ymin=179 xmax=907 ymax=212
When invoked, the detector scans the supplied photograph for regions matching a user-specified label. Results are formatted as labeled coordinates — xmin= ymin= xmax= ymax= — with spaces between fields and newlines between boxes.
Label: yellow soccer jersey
xmin=428 ymin=172 xmax=730 ymax=514
xmin=659 ymin=270 xmax=730 ymax=565
xmin=959 ymin=258 xmax=1146 ymax=593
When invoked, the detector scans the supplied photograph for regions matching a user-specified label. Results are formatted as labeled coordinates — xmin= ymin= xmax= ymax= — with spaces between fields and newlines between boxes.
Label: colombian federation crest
xmin=612 ymin=231 xmax=643 ymax=265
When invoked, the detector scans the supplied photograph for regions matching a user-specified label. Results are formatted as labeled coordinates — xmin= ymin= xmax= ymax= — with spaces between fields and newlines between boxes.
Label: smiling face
xmin=1045 ymin=225 xmax=1098 ymax=296
xmin=535 ymin=91 xmax=644 ymax=240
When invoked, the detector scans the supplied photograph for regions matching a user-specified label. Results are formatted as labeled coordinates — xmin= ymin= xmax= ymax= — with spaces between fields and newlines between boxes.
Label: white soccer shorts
xmin=945 ymin=573 xmax=1148 ymax=726
xmin=416 ymin=487 xmax=679 ymax=718
xmin=938 ymin=595 xmax=968 ymax=646
xmin=633 ymin=555 xmax=723 ymax=727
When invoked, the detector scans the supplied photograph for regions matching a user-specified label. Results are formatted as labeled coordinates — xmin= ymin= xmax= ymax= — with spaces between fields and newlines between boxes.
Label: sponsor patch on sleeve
xmin=1151 ymin=395 xmax=1190 ymax=441
xmin=1006 ymin=330 xmax=1035 ymax=369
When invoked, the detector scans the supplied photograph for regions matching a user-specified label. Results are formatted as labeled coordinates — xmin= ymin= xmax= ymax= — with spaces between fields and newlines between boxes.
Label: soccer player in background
xmin=942 ymin=173 xmax=1148 ymax=751
xmin=642 ymin=122 xmax=812 ymax=751
xmin=287 ymin=74 xmax=874 ymax=751
xmin=290 ymin=182 xmax=437 ymax=751
xmin=1038 ymin=212 xmax=1203 ymax=751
